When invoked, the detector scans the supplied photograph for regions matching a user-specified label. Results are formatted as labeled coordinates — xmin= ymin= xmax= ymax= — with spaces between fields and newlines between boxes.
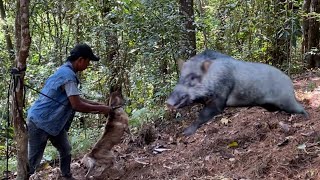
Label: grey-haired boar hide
xmin=167 ymin=50 xmax=308 ymax=136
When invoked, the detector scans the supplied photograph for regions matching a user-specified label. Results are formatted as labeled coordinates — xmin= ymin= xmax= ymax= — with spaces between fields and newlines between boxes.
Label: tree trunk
xmin=13 ymin=0 xmax=31 ymax=179
xmin=266 ymin=0 xmax=291 ymax=67
xmin=308 ymin=0 xmax=320 ymax=50
xmin=0 ymin=0 xmax=15 ymax=60
xmin=179 ymin=0 xmax=196 ymax=58
xmin=197 ymin=0 xmax=208 ymax=49
xmin=302 ymin=0 xmax=311 ymax=54
xmin=101 ymin=0 xmax=123 ymax=89
xmin=302 ymin=0 xmax=320 ymax=68
xmin=101 ymin=0 xmax=118 ymax=63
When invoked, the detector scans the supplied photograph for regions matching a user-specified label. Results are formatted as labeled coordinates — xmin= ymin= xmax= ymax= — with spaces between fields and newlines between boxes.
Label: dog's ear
xmin=110 ymin=85 xmax=122 ymax=93
xmin=109 ymin=85 xmax=115 ymax=93
xmin=117 ymin=86 xmax=122 ymax=93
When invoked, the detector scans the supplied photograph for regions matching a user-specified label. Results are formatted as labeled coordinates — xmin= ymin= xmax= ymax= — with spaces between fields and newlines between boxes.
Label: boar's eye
xmin=186 ymin=73 xmax=201 ymax=87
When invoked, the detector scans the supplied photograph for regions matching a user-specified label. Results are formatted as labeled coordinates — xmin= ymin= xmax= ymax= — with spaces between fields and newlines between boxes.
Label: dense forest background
xmin=1 ymin=0 xmax=320 ymax=179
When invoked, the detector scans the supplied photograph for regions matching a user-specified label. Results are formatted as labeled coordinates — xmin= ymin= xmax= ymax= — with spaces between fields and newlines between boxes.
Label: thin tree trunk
xmin=308 ymin=0 xmax=320 ymax=50
xmin=302 ymin=0 xmax=320 ymax=68
xmin=0 ymin=0 xmax=15 ymax=60
xmin=179 ymin=0 xmax=196 ymax=58
xmin=13 ymin=0 xmax=31 ymax=179
xmin=102 ymin=0 xmax=122 ymax=89
xmin=302 ymin=0 xmax=311 ymax=54
xmin=58 ymin=0 xmax=63 ymax=64
xmin=197 ymin=0 xmax=208 ymax=49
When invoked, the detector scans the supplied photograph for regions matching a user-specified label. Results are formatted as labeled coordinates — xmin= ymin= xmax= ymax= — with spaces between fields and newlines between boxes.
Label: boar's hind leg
xmin=281 ymin=100 xmax=309 ymax=117
xmin=183 ymin=96 xmax=226 ymax=136
xmin=262 ymin=98 xmax=308 ymax=117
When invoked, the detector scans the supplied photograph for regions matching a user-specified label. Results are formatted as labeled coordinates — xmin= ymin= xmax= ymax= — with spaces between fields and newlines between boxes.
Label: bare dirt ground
xmin=29 ymin=71 xmax=320 ymax=180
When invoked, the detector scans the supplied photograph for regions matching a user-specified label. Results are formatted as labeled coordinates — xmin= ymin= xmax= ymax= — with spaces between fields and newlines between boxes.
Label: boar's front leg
xmin=183 ymin=96 xmax=226 ymax=136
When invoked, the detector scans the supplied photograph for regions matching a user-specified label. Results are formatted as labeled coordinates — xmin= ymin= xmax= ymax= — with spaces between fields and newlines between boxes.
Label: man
xmin=27 ymin=43 xmax=111 ymax=179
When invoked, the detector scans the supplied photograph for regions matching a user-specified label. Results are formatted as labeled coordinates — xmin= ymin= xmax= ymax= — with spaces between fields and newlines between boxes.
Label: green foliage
xmin=306 ymin=81 xmax=317 ymax=92
xmin=42 ymin=144 xmax=58 ymax=162
xmin=96 ymin=0 xmax=184 ymax=121
xmin=194 ymin=0 xmax=304 ymax=70
xmin=0 ymin=156 xmax=16 ymax=178
xmin=129 ymin=106 xmax=166 ymax=127
xmin=68 ymin=125 xmax=103 ymax=156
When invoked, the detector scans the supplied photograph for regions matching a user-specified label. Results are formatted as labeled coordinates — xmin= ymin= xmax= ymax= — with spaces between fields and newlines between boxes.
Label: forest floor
xmin=29 ymin=70 xmax=320 ymax=180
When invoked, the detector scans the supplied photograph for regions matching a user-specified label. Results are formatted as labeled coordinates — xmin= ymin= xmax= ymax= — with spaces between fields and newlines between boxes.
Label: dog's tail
xmin=82 ymin=154 xmax=96 ymax=178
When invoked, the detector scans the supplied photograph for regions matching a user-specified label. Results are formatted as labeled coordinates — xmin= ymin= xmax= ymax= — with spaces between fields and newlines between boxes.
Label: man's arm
xmin=80 ymin=97 xmax=105 ymax=105
xmin=64 ymin=81 xmax=111 ymax=114
xmin=68 ymin=95 xmax=111 ymax=114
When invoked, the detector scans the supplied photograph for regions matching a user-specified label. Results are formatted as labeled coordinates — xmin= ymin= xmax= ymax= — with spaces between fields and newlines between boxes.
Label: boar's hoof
xmin=183 ymin=125 xmax=198 ymax=136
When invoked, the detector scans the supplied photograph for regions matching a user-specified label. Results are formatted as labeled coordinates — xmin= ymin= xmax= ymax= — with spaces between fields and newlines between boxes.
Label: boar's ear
xmin=177 ymin=59 xmax=185 ymax=72
xmin=201 ymin=60 xmax=212 ymax=74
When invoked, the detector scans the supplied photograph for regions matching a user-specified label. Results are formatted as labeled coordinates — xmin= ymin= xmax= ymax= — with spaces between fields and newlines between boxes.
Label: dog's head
xmin=108 ymin=86 xmax=124 ymax=108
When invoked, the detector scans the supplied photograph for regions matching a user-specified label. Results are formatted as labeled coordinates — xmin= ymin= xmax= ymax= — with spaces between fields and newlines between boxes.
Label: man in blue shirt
xmin=27 ymin=43 xmax=112 ymax=180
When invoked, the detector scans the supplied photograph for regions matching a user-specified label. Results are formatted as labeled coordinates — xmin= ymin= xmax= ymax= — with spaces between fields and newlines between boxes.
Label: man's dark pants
xmin=27 ymin=120 xmax=72 ymax=177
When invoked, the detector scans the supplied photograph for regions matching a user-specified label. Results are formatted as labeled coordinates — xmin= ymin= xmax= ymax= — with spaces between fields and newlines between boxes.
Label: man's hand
xmin=100 ymin=105 xmax=112 ymax=115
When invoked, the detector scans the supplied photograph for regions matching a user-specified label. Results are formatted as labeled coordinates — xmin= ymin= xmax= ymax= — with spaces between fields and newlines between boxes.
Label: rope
xmin=24 ymin=84 xmax=67 ymax=107
xmin=11 ymin=68 xmax=26 ymax=126
xmin=4 ymin=74 xmax=12 ymax=180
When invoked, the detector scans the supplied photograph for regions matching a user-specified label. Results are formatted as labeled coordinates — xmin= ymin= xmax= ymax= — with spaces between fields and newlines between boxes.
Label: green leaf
xmin=228 ymin=141 xmax=238 ymax=148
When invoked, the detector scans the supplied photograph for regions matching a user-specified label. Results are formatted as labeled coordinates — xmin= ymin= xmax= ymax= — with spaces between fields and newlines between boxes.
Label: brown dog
xmin=82 ymin=87 xmax=129 ymax=178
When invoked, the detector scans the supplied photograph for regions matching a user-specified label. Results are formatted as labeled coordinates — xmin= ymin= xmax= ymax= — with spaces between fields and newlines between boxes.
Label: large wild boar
xmin=82 ymin=87 xmax=129 ymax=179
xmin=167 ymin=50 xmax=308 ymax=136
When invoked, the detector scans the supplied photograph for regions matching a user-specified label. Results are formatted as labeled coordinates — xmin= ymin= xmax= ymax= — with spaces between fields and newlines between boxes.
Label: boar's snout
xmin=166 ymin=103 xmax=176 ymax=110
xmin=166 ymin=97 xmax=177 ymax=109
xmin=166 ymin=92 xmax=190 ymax=109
